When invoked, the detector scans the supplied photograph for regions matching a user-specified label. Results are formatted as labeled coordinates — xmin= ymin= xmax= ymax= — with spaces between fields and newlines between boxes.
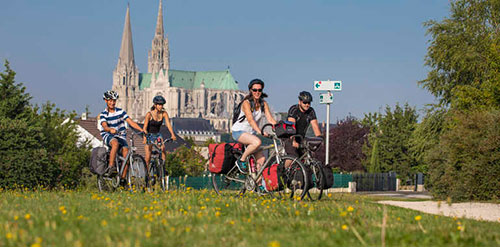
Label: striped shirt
xmin=97 ymin=108 xmax=129 ymax=141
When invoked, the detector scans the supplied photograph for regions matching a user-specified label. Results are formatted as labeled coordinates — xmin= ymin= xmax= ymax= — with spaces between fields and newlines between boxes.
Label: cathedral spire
xmin=118 ymin=4 xmax=135 ymax=67
xmin=148 ymin=0 xmax=170 ymax=73
xmin=155 ymin=0 xmax=164 ymax=37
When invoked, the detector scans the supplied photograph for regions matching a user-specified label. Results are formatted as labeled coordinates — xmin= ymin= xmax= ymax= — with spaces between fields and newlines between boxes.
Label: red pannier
xmin=208 ymin=143 xmax=242 ymax=174
xmin=262 ymin=163 xmax=285 ymax=191
xmin=274 ymin=120 xmax=296 ymax=138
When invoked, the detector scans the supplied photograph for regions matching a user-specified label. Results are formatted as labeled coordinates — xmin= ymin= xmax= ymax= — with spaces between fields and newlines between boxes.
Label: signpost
xmin=314 ymin=80 xmax=342 ymax=166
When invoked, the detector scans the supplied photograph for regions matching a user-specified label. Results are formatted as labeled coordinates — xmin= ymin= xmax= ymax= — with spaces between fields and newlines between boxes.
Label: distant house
xmin=171 ymin=117 xmax=220 ymax=145
xmin=76 ymin=114 xmax=188 ymax=157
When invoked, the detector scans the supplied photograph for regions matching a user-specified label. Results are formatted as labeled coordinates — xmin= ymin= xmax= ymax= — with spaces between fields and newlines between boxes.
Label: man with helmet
xmin=284 ymin=91 xmax=322 ymax=158
xmin=98 ymin=90 xmax=144 ymax=178
xmin=142 ymin=95 xmax=177 ymax=170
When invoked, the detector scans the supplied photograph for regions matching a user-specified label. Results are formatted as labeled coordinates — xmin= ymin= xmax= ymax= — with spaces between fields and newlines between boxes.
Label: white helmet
xmin=103 ymin=90 xmax=119 ymax=100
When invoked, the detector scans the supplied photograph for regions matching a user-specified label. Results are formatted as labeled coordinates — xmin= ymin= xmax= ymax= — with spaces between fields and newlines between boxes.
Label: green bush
xmin=0 ymin=60 xmax=90 ymax=189
xmin=426 ymin=110 xmax=500 ymax=200
xmin=164 ymin=146 xmax=206 ymax=177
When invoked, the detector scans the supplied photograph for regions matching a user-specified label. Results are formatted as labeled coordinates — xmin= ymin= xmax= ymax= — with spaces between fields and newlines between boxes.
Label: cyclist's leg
xmin=108 ymin=138 xmax=120 ymax=168
xmin=144 ymin=144 xmax=152 ymax=169
xmin=161 ymin=145 xmax=166 ymax=161
xmin=254 ymin=150 xmax=265 ymax=172
xmin=283 ymin=138 xmax=299 ymax=168
xmin=238 ymin=133 xmax=261 ymax=162
xmin=119 ymin=139 xmax=129 ymax=179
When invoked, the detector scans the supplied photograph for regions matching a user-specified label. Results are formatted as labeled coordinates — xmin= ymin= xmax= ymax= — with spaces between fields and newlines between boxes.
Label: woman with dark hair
xmin=231 ymin=79 xmax=277 ymax=174
xmin=143 ymin=95 xmax=177 ymax=169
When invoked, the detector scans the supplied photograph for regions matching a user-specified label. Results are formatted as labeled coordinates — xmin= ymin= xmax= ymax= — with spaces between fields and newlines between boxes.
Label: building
xmin=112 ymin=1 xmax=246 ymax=133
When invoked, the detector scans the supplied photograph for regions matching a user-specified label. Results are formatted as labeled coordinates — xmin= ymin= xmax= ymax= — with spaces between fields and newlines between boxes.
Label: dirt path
xmin=378 ymin=201 xmax=500 ymax=222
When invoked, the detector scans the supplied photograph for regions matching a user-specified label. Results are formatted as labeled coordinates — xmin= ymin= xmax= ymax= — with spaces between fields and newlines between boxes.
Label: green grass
xmin=0 ymin=189 xmax=499 ymax=247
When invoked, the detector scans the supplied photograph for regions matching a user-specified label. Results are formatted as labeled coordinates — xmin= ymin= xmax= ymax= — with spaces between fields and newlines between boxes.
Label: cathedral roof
xmin=139 ymin=69 xmax=239 ymax=91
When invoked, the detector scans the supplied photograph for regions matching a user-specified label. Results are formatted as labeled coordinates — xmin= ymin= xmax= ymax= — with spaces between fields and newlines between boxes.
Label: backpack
xmin=208 ymin=143 xmax=243 ymax=174
xmin=232 ymin=99 xmax=266 ymax=125
xmin=274 ymin=120 xmax=296 ymax=138
xmin=89 ymin=147 xmax=108 ymax=175
xmin=261 ymin=163 xmax=286 ymax=191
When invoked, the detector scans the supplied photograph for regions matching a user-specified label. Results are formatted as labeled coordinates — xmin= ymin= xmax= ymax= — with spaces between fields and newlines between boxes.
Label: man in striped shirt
xmin=98 ymin=90 xmax=143 ymax=177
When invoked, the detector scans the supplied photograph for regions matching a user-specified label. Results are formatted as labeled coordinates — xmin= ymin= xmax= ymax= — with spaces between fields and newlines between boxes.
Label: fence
xmin=166 ymin=174 xmax=354 ymax=190
xmin=352 ymin=172 xmax=397 ymax=191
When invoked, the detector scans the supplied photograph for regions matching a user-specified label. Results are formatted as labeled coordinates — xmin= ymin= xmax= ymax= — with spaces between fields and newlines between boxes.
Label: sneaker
xmin=235 ymin=159 xmax=248 ymax=174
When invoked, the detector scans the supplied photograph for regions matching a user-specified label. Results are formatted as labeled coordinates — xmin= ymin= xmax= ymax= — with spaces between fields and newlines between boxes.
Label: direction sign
xmin=319 ymin=92 xmax=333 ymax=104
xmin=314 ymin=80 xmax=342 ymax=91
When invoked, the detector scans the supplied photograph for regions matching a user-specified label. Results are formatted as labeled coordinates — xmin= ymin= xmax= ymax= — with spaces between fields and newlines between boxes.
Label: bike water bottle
xmin=249 ymin=157 xmax=256 ymax=174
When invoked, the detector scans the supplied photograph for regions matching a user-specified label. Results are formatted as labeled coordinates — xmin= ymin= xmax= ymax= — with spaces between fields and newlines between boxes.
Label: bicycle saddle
xmin=304 ymin=137 xmax=323 ymax=151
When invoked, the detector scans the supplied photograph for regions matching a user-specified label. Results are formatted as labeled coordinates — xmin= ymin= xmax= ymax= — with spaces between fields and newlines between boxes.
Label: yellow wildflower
xmin=101 ymin=220 xmax=107 ymax=227
xmin=24 ymin=214 xmax=31 ymax=220
xmin=145 ymin=232 xmax=151 ymax=238
xmin=339 ymin=211 xmax=347 ymax=217
xmin=6 ymin=233 xmax=13 ymax=239
xmin=268 ymin=240 xmax=280 ymax=247
xmin=347 ymin=206 xmax=354 ymax=212
xmin=342 ymin=224 xmax=348 ymax=230
xmin=414 ymin=215 xmax=422 ymax=221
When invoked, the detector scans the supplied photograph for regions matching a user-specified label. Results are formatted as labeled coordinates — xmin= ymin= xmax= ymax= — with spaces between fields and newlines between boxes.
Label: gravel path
xmin=378 ymin=201 xmax=500 ymax=222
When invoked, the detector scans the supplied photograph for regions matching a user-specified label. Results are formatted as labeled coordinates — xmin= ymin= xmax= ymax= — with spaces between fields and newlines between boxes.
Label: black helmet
xmin=153 ymin=95 xmax=166 ymax=105
xmin=298 ymin=91 xmax=313 ymax=103
xmin=103 ymin=90 xmax=119 ymax=100
xmin=248 ymin=78 xmax=265 ymax=90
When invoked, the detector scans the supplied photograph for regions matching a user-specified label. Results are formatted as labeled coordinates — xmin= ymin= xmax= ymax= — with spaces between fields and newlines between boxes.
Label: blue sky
xmin=0 ymin=0 xmax=450 ymax=122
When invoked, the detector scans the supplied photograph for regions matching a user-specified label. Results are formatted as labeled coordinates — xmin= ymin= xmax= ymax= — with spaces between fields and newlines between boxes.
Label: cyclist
xmin=98 ymin=90 xmax=144 ymax=180
xmin=142 ymin=95 xmax=177 ymax=170
xmin=284 ymin=91 xmax=322 ymax=162
xmin=231 ymin=79 xmax=277 ymax=174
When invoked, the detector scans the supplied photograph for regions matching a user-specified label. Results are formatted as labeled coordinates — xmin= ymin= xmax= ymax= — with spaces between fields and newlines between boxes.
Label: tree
xmin=0 ymin=61 xmax=90 ymax=189
xmin=420 ymin=0 xmax=500 ymax=107
xmin=315 ymin=116 xmax=370 ymax=172
xmin=362 ymin=104 xmax=419 ymax=178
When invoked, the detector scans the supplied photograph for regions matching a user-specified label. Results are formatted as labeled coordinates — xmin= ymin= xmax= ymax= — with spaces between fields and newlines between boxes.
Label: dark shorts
xmin=146 ymin=133 xmax=163 ymax=144
xmin=283 ymin=138 xmax=304 ymax=158
xmin=104 ymin=135 xmax=129 ymax=148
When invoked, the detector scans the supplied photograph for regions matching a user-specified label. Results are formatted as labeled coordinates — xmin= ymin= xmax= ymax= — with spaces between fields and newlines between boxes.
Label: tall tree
xmin=362 ymin=103 xmax=418 ymax=178
xmin=420 ymin=0 xmax=500 ymax=108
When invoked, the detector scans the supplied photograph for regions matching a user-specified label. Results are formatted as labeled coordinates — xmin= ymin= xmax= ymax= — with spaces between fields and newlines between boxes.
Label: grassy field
xmin=1 ymin=188 xmax=499 ymax=247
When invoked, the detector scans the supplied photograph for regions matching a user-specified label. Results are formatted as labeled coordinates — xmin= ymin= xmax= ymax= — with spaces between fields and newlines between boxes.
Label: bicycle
xmin=145 ymin=135 xmax=173 ymax=192
xmin=97 ymin=131 xmax=147 ymax=192
xmin=211 ymin=124 xmax=310 ymax=200
xmin=292 ymin=136 xmax=327 ymax=200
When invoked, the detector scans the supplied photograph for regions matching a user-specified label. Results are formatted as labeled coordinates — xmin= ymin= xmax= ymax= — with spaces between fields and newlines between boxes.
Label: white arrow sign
xmin=314 ymin=80 xmax=342 ymax=91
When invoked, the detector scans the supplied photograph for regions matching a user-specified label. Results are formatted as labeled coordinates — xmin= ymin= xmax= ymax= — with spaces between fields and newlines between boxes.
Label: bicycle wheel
xmin=157 ymin=159 xmax=166 ymax=192
xmin=97 ymin=175 xmax=117 ymax=192
xmin=306 ymin=159 xmax=325 ymax=201
xmin=128 ymin=154 xmax=147 ymax=192
xmin=211 ymin=170 xmax=245 ymax=196
xmin=281 ymin=155 xmax=309 ymax=200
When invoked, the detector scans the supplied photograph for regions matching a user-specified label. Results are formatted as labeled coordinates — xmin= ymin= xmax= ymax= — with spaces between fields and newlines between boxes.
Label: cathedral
xmin=112 ymin=1 xmax=246 ymax=132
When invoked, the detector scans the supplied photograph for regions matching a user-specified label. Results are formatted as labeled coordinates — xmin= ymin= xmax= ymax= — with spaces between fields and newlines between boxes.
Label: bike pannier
xmin=89 ymin=147 xmax=108 ymax=175
xmin=321 ymin=165 xmax=334 ymax=189
xmin=274 ymin=120 xmax=296 ymax=138
xmin=287 ymin=165 xmax=313 ymax=190
xmin=208 ymin=143 xmax=242 ymax=174
xmin=262 ymin=163 xmax=285 ymax=191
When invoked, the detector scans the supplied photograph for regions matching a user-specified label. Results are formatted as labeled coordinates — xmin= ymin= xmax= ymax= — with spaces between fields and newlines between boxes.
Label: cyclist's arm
xmin=125 ymin=118 xmax=143 ymax=132
xmin=101 ymin=121 xmax=117 ymax=134
xmin=163 ymin=111 xmax=176 ymax=140
xmin=310 ymin=119 xmax=322 ymax=137
xmin=242 ymin=100 xmax=262 ymax=134
xmin=143 ymin=112 xmax=151 ymax=134
xmin=263 ymin=101 xmax=277 ymax=126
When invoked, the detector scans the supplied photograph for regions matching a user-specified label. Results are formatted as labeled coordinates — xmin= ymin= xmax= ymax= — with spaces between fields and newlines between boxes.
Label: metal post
xmin=325 ymin=101 xmax=330 ymax=166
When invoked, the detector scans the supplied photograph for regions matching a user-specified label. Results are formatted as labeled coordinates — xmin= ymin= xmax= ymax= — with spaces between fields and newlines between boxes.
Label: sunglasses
xmin=302 ymin=101 xmax=311 ymax=105
xmin=251 ymin=88 xmax=263 ymax=92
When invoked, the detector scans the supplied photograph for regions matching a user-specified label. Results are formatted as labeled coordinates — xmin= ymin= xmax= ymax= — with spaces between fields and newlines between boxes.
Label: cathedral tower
xmin=112 ymin=4 xmax=139 ymax=114
xmin=148 ymin=0 xmax=170 ymax=74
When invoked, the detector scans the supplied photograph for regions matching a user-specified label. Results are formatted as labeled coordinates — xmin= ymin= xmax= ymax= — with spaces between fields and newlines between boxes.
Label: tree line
xmin=318 ymin=0 xmax=500 ymax=201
